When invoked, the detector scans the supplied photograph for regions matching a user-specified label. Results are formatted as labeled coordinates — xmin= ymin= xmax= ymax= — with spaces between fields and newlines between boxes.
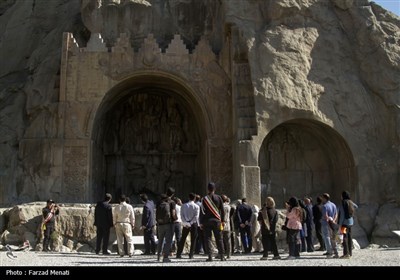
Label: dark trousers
xmin=203 ymin=221 xmax=224 ymax=257
xmin=43 ymin=224 xmax=55 ymax=251
xmin=96 ymin=226 xmax=110 ymax=254
xmin=261 ymin=233 xmax=279 ymax=257
xmin=305 ymin=226 xmax=314 ymax=252
xmin=239 ymin=225 xmax=252 ymax=253
xmin=287 ymin=229 xmax=300 ymax=257
xmin=143 ymin=226 xmax=156 ymax=254
xmin=157 ymin=224 xmax=174 ymax=258
xmin=300 ymin=228 xmax=306 ymax=252
xmin=176 ymin=224 xmax=198 ymax=257
xmin=314 ymin=221 xmax=325 ymax=250
xmin=172 ymin=222 xmax=182 ymax=251
xmin=343 ymin=225 xmax=353 ymax=256
xmin=230 ymin=231 xmax=235 ymax=255
xmin=222 ymin=230 xmax=231 ymax=257
xmin=195 ymin=227 xmax=205 ymax=254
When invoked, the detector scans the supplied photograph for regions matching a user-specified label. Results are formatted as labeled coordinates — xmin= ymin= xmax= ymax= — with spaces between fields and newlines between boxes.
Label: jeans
xmin=239 ymin=225 xmax=252 ymax=253
xmin=322 ymin=223 xmax=337 ymax=255
xmin=342 ymin=225 xmax=353 ymax=256
xmin=287 ymin=229 xmax=300 ymax=257
xmin=143 ymin=226 xmax=156 ymax=254
xmin=157 ymin=223 xmax=174 ymax=258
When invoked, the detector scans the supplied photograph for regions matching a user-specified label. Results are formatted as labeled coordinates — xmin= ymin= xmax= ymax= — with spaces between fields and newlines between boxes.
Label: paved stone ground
xmin=1 ymin=248 xmax=399 ymax=267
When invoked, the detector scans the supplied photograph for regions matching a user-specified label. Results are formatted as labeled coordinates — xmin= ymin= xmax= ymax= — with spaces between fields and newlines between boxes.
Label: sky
xmin=372 ymin=0 xmax=400 ymax=16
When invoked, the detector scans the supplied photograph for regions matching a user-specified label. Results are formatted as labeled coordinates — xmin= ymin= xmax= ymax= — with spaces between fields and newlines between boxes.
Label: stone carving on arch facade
xmin=64 ymin=31 xmax=231 ymax=139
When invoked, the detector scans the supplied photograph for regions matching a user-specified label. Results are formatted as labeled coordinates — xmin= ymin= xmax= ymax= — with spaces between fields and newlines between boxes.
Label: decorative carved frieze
xmin=63 ymin=144 xmax=89 ymax=202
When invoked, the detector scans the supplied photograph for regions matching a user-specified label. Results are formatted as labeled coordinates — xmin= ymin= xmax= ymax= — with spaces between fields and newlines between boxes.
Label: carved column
xmin=230 ymin=26 xmax=260 ymax=206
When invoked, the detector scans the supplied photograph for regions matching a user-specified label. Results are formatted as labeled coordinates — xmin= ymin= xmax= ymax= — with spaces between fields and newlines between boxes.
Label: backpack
xmin=344 ymin=200 xmax=354 ymax=219
xmin=156 ymin=200 xmax=171 ymax=225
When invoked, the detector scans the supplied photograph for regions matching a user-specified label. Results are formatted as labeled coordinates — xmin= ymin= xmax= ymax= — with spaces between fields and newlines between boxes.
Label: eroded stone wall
xmin=0 ymin=1 xmax=399 ymax=243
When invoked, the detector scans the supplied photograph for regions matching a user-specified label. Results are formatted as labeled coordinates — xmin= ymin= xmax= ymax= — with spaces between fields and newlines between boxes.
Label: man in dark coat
xmin=236 ymin=197 xmax=253 ymax=253
xmin=199 ymin=182 xmax=225 ymax=262
xmin=140 ymin=193 xmax=156 ymax=255
xmin=94 ymin=193 xmax=113 ymax=255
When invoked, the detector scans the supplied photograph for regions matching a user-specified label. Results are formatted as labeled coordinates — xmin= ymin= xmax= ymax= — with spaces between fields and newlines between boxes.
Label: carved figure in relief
xmin=168 ymin=103 xmax=184 ymax=152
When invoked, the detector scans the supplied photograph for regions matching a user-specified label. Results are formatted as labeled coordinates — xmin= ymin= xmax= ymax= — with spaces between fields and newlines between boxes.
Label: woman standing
xmin=338 ymin=191 xmax=358 ymax=258
xmin=284 ymin=197 xmax=303 ymax=260
xmin=258 ymin=197 xmax=281 ymax=260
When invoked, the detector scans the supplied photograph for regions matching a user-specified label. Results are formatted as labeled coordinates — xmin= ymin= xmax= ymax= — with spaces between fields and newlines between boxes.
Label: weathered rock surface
xmin=372 ymin=203 xmax=400 ymax=246
xmin=0 ymin=0 xmax=399 ymax=243
xmin=1 ymin=202 xmax=144 ymax=252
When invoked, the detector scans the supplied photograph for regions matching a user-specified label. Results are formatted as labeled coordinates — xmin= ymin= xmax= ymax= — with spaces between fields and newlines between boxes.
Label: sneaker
xmin=206 ymin=257 xmax=213 ymax=262
xmin=260 ymin=256 xmax=269 ymax=260
xmin=163 ymin=257 xmax=171 ymax=263
xmin=272 ymin=256 xmax=281 ymax=260
xmin=340 ymin=255 xmax=350 ymax=259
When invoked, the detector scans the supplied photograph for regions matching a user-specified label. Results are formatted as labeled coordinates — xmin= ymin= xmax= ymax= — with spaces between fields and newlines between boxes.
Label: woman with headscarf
xmin=258 ymin=196 xmax=281 ymax=260
xmin=284 ymin=197 xmax=303 ymax=259
xmin=338 ymin=191 xmax=358 ymax=258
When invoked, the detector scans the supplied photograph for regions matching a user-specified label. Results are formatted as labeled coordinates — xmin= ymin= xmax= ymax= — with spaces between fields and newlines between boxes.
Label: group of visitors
xmin=42 ymin=184 xmax=357 ymax=262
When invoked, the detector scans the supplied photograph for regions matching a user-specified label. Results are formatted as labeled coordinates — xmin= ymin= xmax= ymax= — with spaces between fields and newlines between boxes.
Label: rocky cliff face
xmin=0 ymin=0 xmax=399 ymax=246
xmin=223 ymin=0 xmax=400 ymax=204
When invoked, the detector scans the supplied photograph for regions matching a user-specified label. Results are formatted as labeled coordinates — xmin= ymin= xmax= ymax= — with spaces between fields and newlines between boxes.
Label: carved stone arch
xmin=258 ymin=119 xmax=357 ymax=207
xmin=90 ymin=71 xmax=212 ymax=203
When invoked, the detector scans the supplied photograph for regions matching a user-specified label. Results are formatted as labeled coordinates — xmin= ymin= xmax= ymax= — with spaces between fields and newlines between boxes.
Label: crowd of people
xmin=41 ymin=184 xmax=358 ymax=262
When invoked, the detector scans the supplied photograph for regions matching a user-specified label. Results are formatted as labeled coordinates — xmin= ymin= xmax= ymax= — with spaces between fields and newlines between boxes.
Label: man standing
xmin=94 ymin=193 xmax=113 ymax=255
xmin=236 ymin=197 xmax=253 ymax=253
xmin=42 ymin=199 xmax=60 ymax=252
xmin=312 ymin=196 xmax=325 ymax=251
xmin=140 ymin=193 xmax=156 ymax=255
xmin=321 ymin=193 xmax=338 ymax=258
xmin=304 ymin=197 xmax=314 ymax=252
xmin=156 ymin=187 xmax=177 ymax=263
xmin=200 ymin=182 xmax=225 ymax=262
xmin=176 ymin=193 xmax=199 ymax=259
xmin=113 ymin=195 xmax=135 ymax=257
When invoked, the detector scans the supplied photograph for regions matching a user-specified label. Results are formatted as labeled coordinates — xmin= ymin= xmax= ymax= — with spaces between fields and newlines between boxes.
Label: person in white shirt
xmin=113 ymin=195 xmax=135 ymax=257
xmin=221 ymin=195 xmax=232 ymax=259
xmin=172 ymin=197 xmax=182 ymax=253
xmin=176 ymin=193 xmax=200 ymax=259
